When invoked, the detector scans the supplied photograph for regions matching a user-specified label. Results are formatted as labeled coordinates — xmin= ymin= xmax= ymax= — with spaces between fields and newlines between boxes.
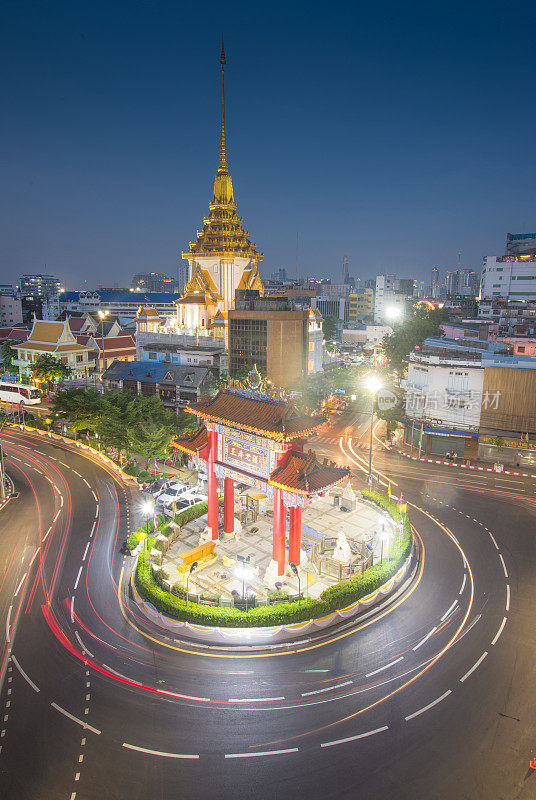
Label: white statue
xmin=332 ymin=531 xmax=352 ymax=565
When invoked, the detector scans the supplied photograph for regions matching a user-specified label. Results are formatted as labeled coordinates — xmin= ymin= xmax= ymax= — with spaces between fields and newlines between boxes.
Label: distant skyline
xmin=2 ymin=1 xmax=536 ymax=289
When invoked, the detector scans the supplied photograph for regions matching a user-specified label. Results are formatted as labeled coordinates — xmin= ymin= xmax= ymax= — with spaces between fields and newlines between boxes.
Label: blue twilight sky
xmin=1 ymin=0 xmax=536 ymax=290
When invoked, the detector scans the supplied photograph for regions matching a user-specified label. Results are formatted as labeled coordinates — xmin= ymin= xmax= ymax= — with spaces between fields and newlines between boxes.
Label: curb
xmin=0 ymin=475 xmax=15 ymax=511
xmin=398 ymin=449 xmax=536 ymax=478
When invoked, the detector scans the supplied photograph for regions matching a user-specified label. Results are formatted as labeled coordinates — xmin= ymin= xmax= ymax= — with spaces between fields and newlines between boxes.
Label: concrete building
xmin=131 ymin=272 xmax=178 ymax=293
xmin=348 ymin=288 xmax=374 ymax=320
xmin=138 ymin=342 xmax=228 ymax=376
xmin=228 ymin=294 xmax=323 ymax=386
xmin=505 ymin=232 xmax=536 ymax=256
xmin=58 ymin=291 xmax=179 ymax=322
xmin=13 ymin=319 xmax=92 ymax=381
xmin=101 ymin=360 xmax=215 ymax=411
xmin=311 ymin=296 xmax=347 ymax=322
xmin=374 ymin=274 xmax=412 ymax=323
xmin=478 ymin=299 xmax=536 ymax=336
xmin=19 ymin=274 xmax=62 ymax=299
xmin=342 ymin=324 xmax=392 ymax=349
xmin=431 ymin=268 xmax=440 ymax=299
xmin=480 ymin=255 xmax=536 ymax=301
xmin=0 ymin=295 xmax=22 ymax=326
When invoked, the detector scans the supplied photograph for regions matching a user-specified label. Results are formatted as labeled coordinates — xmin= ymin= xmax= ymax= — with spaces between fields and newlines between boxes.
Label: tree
xmin=381 ymin=308 xmax=446 ymax=379
xmin=322 ymin=315 xmax=339 ymax=343
xmin=126 ymin=418 xmax=175 ymax=469
xmin=1 ymin=340 xmax=22 ymax=374
xmin=31 ymin=354 xmax=72 ymax=389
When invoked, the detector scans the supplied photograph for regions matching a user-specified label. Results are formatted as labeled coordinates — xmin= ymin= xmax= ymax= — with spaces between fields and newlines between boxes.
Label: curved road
xmin=0 ymin=425 xmax=535 ymax=799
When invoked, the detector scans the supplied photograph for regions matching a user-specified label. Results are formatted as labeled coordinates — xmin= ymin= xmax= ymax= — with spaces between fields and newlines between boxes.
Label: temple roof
xmin=170 ymin=426 xmax=208 ymax=456
xmin=269 ymin=451 xmax=350 ymax=496
xmin=185 ymin=388 xmax=325 ymax=441
xmin=181 ymin=46 xmax=263 ymax=263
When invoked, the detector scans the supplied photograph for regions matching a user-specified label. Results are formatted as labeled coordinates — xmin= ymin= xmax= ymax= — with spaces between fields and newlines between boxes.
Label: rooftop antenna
xmin=296 ymin=231 xmax=299 ymax=280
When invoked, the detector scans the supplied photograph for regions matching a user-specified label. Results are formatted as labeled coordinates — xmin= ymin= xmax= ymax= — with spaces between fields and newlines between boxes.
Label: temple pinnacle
xmin=218 ymin=39 xmax=228 ymax=174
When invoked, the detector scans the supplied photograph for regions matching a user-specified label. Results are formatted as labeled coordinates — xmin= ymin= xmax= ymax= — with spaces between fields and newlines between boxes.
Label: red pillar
xmin=224 ymin=477 xmax=234 ymax=534
xmin=272 ymin=488 xmax=286 ymax=576
xmin=289 ymin=506 xmax=302 ymax=566
xmin=207 ymin=430 xmax=219 ymax=540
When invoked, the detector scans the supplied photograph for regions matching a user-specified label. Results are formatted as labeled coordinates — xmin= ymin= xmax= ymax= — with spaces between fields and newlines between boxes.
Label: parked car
xmin=155 ymin=483 xmax=192 ymax=506
xmin=161 ymin=493 xmax=207 ymax=518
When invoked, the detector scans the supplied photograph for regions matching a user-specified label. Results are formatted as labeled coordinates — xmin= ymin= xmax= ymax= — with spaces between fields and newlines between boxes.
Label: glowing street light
xmin=364 ymin=375 xmax=382 ymax=484
xmin=379 ymin=529 xmax=389 ymax=565
xmin=235 ymin=560 xmax=253 ymax=602
xmin=385 ymin=306 xmax=403 ymax=321
xmin=97 ymin=309 xmax=109 ymax=380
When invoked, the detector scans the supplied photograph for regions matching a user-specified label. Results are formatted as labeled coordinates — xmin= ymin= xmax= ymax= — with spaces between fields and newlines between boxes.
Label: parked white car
xmin=155 ymin=483 xmax=192 ymax=507
xmin=160 ymin=492 xmax=207 ymax=518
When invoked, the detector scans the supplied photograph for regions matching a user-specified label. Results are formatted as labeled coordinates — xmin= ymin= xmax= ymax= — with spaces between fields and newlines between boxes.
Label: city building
xmin=19 ymin=274 xmax=62 ymax=299
xmin=341 ymin=324 xmax=392 ymax=349
xmin=480 ymin=255 xmax=536 ymax=301
xmin=348 ymin=288 xmax=374 ymax=320
xmin=101 ymin=360 xmax=215 ymax=411
xmin=505 ymin=232 xmax=536 ymax=257
xmin=131 ymin=272 xmax=179 ymax=293
xmin=374 ymin=274 xmax=412 ymax=322
xmin=478 ymin=299 xmax=536 ymax=336
xmin=228 ymin=292 xmax=323 ymax=386
xmin=78 ymin=333 xmax=137 ymax=372
xmin=13 ymin=319 xmax=92 ymax=381
xmin=311 ymin=296 xmax=347 ymax=322
xmin=431 ymin=268 xmax=440 ymax=299
xmin=138 ymin=341 xmax=228 ymax=376
xmin=175 ymin=44 xmax=263 ymax=341
xmin=0 ymin=295 xmax=23 ymax=326
xmin=57 ymin=290 xmax=178 ymax=321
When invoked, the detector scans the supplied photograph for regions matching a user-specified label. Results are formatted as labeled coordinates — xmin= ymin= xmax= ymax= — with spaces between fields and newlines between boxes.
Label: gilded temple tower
xmin=176 ymin=42 xmax=264 ymax=333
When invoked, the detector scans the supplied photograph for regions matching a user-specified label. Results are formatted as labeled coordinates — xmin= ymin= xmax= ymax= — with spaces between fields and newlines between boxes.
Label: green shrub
xmin=134 ymin=492 xmax=414 ymax=627
xmin=123 ymin=463 xmax=140 ymax=476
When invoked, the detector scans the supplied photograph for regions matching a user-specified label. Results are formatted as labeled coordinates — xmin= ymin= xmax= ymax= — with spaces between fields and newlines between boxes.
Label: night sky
xmin=2 ymin=0 xmax=536 ymax=289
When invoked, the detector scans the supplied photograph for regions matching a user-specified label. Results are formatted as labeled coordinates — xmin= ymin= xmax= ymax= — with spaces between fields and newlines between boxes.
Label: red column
xmin=224 ymin=477 xmax=234 ymax=534
xmin=272 ymin=488 xmax=286 ymax=576
xmin=207 ymin=430 xmax=219 ymax=540
xmin=289 ymin=506 xmax=302 ymax=566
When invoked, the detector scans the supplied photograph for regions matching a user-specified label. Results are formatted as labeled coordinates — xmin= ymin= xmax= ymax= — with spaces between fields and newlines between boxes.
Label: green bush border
xmin=133 ymin=490 xmax=413 ymax=628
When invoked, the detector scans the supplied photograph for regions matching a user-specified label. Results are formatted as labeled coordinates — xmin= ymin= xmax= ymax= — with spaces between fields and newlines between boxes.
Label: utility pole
xmin=0 ymin=440 xmax=5 ymax=501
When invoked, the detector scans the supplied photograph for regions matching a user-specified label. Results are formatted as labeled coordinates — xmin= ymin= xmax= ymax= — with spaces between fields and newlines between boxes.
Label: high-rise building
xmin=348 ymin=288 xmax=374 ymax=320
xmin=480 ymin=254 xmax=536 ymax=301
xmin=505 ymin=232 xmax=536 ymax=257
xmin=431 ymin=268 xmax=440 ymax=298
xmin=131 ymin=272 xmax=178 ymax=293
xmin=19 ymin=274 xmax=62 ymax=299
xmin=374 ymin=274 xmax=412 ymax=322
xmin=342 ymin=255 xmax=350 ymax=284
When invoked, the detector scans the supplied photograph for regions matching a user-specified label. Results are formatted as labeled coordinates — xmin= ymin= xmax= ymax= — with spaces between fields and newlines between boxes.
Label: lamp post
xmin=97 ymin=309 xmax=109 ymax=389
xmin=143 ymin=499 xmax=153 ymax=542
xmin=235 ymin=559 xmax=253 ymax=607
xmin=380 ymin=529 xmax=389 ymax=565
xmin=364 ymin=375 xmax=382 ymax=485
xmin=290 ymin=561 xmax=301 ymax=604
xmin=186 ymin=561 xmax=198 ymax=606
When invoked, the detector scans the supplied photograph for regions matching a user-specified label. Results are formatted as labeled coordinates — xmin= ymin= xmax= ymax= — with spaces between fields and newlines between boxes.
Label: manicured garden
xmin=132 ymin=489 xmax=414 ymax=628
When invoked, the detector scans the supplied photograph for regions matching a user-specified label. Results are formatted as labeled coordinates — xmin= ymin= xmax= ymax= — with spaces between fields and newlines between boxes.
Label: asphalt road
xmin=0 ymin=422 xmax=535 ymax=799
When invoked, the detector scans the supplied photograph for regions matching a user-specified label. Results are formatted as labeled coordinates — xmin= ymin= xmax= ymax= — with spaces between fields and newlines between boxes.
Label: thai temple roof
xmin=184 ymin=389 xmax=325 ymax=441
xmin=181 ymin=43 xmax=263 ymax=262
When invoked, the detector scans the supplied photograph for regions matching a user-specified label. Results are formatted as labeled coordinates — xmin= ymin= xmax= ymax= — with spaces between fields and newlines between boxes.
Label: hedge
xmin=133 ymin=490 xmax=414 ymax=628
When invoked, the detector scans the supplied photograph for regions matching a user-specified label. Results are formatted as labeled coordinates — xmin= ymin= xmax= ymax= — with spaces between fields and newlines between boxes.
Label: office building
xmin=131 ymin=272 xmax=179 ymax=293
xmin=348 ymin=288 xmax=374 ymax=320
xmin=505 ymin=232 xmax=536 ymax=257
xmin=0 ymin=296 xmax=23 ymax=326
xmin=374 ymin=274 xmax=413 ymax=322
xmin=431 ymin=268 xmax=440 ymax=298
xmin=480 ymin=255 xmax=536 ymax=301
xmin=19 ymin=274 xmax=62 ymax=299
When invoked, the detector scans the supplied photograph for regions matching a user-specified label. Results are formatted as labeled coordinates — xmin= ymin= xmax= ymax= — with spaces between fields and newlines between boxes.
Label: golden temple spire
xmin=218 ymin=38 xmax=228 ymax=175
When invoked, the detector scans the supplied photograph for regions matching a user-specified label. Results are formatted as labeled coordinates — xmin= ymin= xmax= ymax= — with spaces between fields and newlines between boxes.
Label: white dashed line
xmin=365 ymin=657 xmax=403 ymax=678
xmin=499 ymin=554 xmax=508 ymax=578
xmin=11 ymin=655 xmax=39 ymax=692
xmin=321 ymin=726 xmax=389 ymax=748
xmin=505 ymin=584 xmax=510 ymax=612
xmin=13 ymin=573 xmax=27 ymax=598
xmin=440 ymin=600 xmax=457 ymax=622
xmin=82 ymin=542 xmax=90 ymax=562
xmin=74 ymin=631 xmax=94 ymax=659
xmin=228 ymin=697 xmax=285 ymax=703
xmin=51 ymin=703 xmax=101 ymax=735
xmin=71 ymin=596 xmax=75 ymax=623
xmin=90 ymin=521 xmax=96 ymax=537
xmin=43 ymin=526 xmax=52 ymax=542
xmin=301 ymin=681 xmax=352 ymax=697
xmin=53 ymin=510 xmax=60 ymax=523
xmin=405 ymin=690 xmax=452 ymax=721
xmin=225 ymin=748 xmax=298 ymax=759
xmin=412 ymin=627 xmax=437 ymax=651
xmin=491 ymin=617 xmax=507 ymax=646
xmin=459 ymin=574 xmax=466 ymax=595
xmin=60 ymin=494 xmax=64 ymax=508
xmin=91 ymin=491 xmax=98 ymax=502
xmin=122 ymin=743 xmax=199 ymax=758
xmin=73 ymin=566 xmax=83 ymax=591
xmin=83 ymin=479 xmax=90 ymax=487
xmin=72 ymin=470 xmax=82 ymax=478
xmin=460 ymin=652 xmax=488 ymax=683
xmin=488 ymin=532 xmax=499 ymax=549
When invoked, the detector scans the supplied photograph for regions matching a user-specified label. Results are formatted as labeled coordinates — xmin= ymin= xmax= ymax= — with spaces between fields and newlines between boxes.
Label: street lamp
xmin=186 ymin=561 xmax=198 ymax=606
xmin=143 ymin=499 xmax=153 ymax=539
xmin=364 ymin=375 xmax=382 ymax=484
xmin=235 ymin=560 xmax=253 ymax=603
xmin=379 ymin=529 xmax=389 ymax=565
xmin=290 ymin=561 xmax=301 ymax=604
xmin=97 ymin=309 xmax=109 ymax=386
xmin=385 ymin=306 xmax=402 ymax=322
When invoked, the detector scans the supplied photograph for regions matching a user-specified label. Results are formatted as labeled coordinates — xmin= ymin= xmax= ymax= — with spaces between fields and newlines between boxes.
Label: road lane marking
xmin=6 ymin=605 xmax=12 ymax=642
xmin=73 ymin=567 xmax=83 ymax=591
xmin=90 ymin=521 xmax=96 ymax=537
xmin=321 ymin=726 xmax=389 ymax=747
xmin=53 ymin=510 xmax=60 ymax=523
xmin=51 ymin=703 xmax=101 ymax=734
xmin=11 ymin=655 xmax=39 ymax=692
xmin=43 ymin=526 xmax=52 ymax=542
xmin=412 ymin=626 xmax=437 ymax=651
xmin=228 ymin=697 xmax=285 ymax=703
xmin=72 ymin=470 xmax=82 ymax=477
xmin=83 ymin=479 xmax=90 ymax=487
xmin=488 ymin=532 xmax=499 ymax=549
xmin=499 ymin=554 xmax=508 ymax=578
xmin=71 ymin=596 xmax=75 ymax=623
xmin=505 ymin=584 xmax=510 ymax=612
xmin=440 ymin=600 xmax=457 ymax=622
xmin=60 ymin=494 xmax=64 ymax=508
xmin=122 ymin=743 xmax=198 ymax=758
xmin=491 ymin=618 xmax=507 ymax=646
xmin=91 ymin=491 xmax=98 ymax=502
xmin=74 ymin=632 xmax=94 ymax=659
xmin=459 ymin=574 xmax=466 ymax=595
xmin=366 ymin=657 xmax=403 ymax=678
xmin=82 ymin=542 xmax=90 ymax=562
xmin=225 ymin=749 xmax=298 ymax=759
xmin=301 ymin=681 xmax=352 ymax=697
xmin=460 ymin=652 xmax=488 ymax=683
xmin=303 ymin=669 xmax=329 ymax=673
xmin=13 ymin=573 xmax=27 ymax=598
xmin=405 ymin=690 xmax=452 ymax=721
